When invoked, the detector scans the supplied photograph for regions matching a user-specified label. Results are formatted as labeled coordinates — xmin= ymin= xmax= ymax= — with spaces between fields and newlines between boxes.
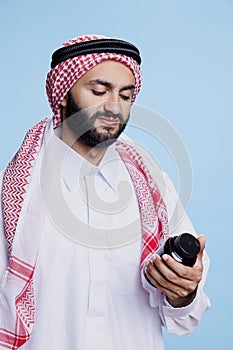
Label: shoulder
xmin=119 ymin=133 xmax=171 ymax=197
xmin=118 ymin=134 xmax=194 ymax=234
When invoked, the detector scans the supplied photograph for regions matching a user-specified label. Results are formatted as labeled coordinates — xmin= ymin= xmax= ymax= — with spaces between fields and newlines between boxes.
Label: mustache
xmin=91 ymin=110 xmax=124 ymax=123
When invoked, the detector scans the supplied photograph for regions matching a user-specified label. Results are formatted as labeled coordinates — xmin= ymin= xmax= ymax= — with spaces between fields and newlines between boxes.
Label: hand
xmin=144 ymin=235 xmax=206 ymax=307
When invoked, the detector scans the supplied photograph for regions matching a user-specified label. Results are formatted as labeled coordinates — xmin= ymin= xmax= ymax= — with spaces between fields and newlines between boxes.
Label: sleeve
xmin=141 ymin=173 xmax=211 ymax=335
xmin=0 ymin=171 xmax=9 ymax=283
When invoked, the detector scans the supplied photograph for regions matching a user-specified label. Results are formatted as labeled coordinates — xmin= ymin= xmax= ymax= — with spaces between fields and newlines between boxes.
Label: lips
xmin=96 ymin=117 xmax=119 ymax=127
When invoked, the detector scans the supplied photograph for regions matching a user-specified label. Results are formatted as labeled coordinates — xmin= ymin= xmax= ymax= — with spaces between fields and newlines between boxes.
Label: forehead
xmin=76 ymin=60 xmax=135 ymax=86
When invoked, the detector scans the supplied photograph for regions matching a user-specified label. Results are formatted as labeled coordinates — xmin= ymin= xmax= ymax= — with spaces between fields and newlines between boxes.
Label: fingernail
xmin=163 ymin=254 xmax=168 ymax=261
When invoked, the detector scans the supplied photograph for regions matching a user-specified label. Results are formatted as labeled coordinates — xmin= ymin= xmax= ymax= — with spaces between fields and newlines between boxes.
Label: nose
xmin=103 ymin=92 xmax=122 ymax=115
xmin=103 ymin=102 xmax=122 ymax=115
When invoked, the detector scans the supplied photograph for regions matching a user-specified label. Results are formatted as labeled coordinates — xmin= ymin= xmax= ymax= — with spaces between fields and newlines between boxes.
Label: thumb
xmin=197 ymin=234 xmax=206 ymax=259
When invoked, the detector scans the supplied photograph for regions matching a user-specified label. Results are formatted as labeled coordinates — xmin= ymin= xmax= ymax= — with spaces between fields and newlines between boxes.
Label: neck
xmin=61 ymin=122 xmax=108 ymax=166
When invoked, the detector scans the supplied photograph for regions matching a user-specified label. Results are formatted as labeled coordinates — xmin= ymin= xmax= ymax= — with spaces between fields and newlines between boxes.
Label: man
xmin=0 ymin=34 xmax=210 ymax=350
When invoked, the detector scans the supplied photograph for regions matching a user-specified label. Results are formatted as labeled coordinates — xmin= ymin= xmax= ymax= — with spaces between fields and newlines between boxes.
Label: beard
xmin=64 ymin=91 xmax=130 ymax=148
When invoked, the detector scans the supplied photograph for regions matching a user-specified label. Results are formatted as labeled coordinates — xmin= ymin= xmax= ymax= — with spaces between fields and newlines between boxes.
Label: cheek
xmin=122 ymin=105 xmax=131 ymax=119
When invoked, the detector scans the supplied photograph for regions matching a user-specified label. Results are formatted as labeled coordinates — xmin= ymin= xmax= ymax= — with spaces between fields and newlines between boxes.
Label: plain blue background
xmin=0 ymin=0 xmax=232 ymax=348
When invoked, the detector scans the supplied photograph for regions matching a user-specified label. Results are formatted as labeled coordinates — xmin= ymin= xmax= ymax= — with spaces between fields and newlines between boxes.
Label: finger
xmin=160 ymin=254 xmax=195 ymax=281
xmin=147 ymin=257 xmax=196 ymax=293
xmin=192 ymin=234 xmax=206 ymax=274
xmin=197 ymin=234 xmax=206 ymax=258
xmin=161 ymin=252 xmax=203 ymax=287
xmin=144 ymin=261 xmax=176 ymax=294
xmin=145 ymin=262 xmax=194 ymax=299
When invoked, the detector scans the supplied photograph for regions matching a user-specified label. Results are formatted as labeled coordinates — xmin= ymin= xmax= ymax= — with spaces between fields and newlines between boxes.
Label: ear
xmin=60 ymin=95 xmax=68 ymax=107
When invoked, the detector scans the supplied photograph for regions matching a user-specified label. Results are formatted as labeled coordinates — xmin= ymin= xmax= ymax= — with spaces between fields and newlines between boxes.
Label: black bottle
xmin=156 ymin=233 xmax=200 ymax=267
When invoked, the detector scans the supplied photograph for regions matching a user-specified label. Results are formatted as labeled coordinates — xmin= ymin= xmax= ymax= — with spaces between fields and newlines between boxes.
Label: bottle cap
xmin=174 ymin=233 xmax=200 ymax=259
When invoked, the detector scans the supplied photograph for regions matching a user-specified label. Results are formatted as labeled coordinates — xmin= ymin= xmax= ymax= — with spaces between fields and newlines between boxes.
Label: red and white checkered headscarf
xmin=46 ymin=34 xmax=142 ymax=128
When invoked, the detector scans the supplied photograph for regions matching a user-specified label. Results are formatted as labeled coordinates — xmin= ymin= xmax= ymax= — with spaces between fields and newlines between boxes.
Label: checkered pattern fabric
xmin=116 ymin=140 xmax=168 ymax=266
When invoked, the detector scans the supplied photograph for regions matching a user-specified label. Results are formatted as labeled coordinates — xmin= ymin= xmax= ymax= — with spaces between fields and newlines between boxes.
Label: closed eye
xmin=120 ymin=94 xmax=132 ymax=101
xmin=92 ymin=90 xmax=106 ymax=96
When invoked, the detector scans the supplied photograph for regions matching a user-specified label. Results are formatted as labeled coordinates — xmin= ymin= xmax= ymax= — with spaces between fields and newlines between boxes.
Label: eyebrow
xmin=87 ymin=79 xmax=135 ymax=92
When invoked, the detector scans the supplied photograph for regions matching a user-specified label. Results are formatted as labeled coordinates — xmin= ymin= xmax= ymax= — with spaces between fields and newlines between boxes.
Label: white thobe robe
xmin=0 ymin=131 xmax=210 ymax=350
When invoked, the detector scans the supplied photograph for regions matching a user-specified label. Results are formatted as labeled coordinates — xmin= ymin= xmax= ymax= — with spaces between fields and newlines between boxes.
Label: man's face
xmin=61 ymin=60 xmax=135 ymax=148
